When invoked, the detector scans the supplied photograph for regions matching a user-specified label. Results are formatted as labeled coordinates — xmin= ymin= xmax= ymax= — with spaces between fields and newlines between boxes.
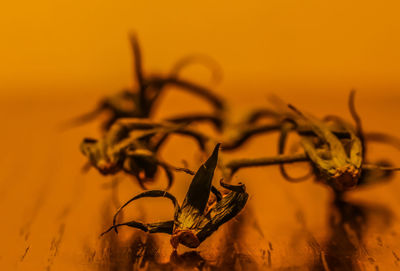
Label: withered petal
xmin=112 ymin=190 xmax=180 ymax=233
xmin=181 ymin=143 xmax=220 ymax=213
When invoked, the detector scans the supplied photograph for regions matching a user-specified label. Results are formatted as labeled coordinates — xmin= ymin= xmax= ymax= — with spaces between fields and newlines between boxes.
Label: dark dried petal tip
xmin=181 ymin=143 xmax=220 ymax=213
xmin=111 ymin=190 xmax=180 ymax=233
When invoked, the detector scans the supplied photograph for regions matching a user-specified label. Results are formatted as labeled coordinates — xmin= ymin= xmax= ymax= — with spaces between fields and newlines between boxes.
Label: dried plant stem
xmin=222 ymin=124 xmax=282 ymax=150
xmin=362 ymin=164 xmax=400 ymax=171
xmin=225 ymin=152 xmax=312 ymax=175
xmin=225 ymin=151 xmax=400 ymax=178
xmin=162 ymin=77 xmax=225 ymax=110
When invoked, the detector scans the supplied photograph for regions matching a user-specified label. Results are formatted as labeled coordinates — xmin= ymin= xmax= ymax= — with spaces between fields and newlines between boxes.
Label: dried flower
xmin=225 ymin=91 xmax=399 ymax=192
xmin=101 ymin=144 xmax=248 ymax=249
xmin=80 ymin=118 xmax=207 ymax=189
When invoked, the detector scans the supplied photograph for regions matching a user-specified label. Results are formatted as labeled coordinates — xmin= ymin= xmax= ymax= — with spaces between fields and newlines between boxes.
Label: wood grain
xmin=1 ymin=91 xmax=399 ymax=271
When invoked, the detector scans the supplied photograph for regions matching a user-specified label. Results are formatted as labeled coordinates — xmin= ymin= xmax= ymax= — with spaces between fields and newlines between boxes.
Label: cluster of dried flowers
xmin=75 ymin=34 xmax=399 ymax=249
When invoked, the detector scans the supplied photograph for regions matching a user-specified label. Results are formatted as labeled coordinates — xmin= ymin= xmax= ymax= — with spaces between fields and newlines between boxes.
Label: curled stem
xmin=225 ymin=152 xmax=314 ymax=176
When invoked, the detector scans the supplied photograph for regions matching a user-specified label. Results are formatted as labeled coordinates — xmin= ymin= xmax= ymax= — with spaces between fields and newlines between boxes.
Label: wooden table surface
xmin=1 ymin=91 xmax=399 ymax=271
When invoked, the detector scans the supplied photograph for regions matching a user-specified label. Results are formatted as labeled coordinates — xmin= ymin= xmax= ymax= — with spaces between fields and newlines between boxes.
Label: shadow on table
xmin=95 ymin=202 xmax=258 ymax=271
xmin=311 ymin=197 xmax=393 ymax=271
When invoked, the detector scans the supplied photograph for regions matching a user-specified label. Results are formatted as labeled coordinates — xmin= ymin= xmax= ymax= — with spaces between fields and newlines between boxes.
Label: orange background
xmin=1 ymin=1 xmax=400 ymax=270
xmin=1 ymin=0 xmax=400 ymax=99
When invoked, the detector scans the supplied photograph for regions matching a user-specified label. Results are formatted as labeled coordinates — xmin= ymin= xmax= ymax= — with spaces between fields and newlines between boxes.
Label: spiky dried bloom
xmin=101 ymin=144 xmax=248 ymax=249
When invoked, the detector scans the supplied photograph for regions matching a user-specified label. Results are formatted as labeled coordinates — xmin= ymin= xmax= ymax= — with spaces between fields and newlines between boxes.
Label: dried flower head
xmin=287 ymin=104 xmax=362 ymax=190
xmin=225 ymin=91 xmax=399 ymax=192
xmin=80 ymin=118 xmax=207 ymax=189
xmin=101 ymin=144 xmax=248 ymax=249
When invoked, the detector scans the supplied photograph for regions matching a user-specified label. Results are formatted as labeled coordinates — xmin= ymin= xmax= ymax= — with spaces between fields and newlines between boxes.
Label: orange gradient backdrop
xmin=1 ymin=1 xmax=400 ymax=271
xmin=1 ymin=0 xmax=400 ymax=99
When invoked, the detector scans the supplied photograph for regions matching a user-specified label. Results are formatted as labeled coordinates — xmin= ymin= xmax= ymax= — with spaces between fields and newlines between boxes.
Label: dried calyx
xmin=101 ymin=144 xmax=248 ymax=249
xmin=287 ymin=103 xmax=362 ymax=191
xmin=80 ymin=118 xmax=207 ymax=189
xmin=225 ymin=91 xmax=400 ymax=192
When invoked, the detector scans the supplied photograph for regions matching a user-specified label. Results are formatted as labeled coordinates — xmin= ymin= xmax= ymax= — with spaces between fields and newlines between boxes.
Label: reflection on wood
xmin=1 ymin=94 xmax=400 ymax=270
xmin=311 ymin=199 xmax=393 ymax=271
